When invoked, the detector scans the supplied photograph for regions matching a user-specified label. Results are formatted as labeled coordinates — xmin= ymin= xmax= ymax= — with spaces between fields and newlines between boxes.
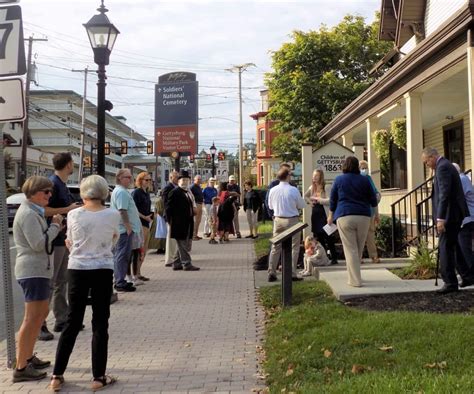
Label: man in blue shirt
xmin=111 ymin=169 xmax=142 ymax=292
xmin=452 ymin=163 xmax=474 ymax=286
xmin=43 ymin=152 xmax=81 ymax=339
xmin=202 ymin=177 xmax=218 ymax=237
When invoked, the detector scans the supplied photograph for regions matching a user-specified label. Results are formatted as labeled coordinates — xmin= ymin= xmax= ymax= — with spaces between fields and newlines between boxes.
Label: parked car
xmin=7 ymin=184 xmax=112 ymax=228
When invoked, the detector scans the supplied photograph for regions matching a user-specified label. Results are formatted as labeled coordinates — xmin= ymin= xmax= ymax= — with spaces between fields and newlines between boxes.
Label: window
xmin=259 ymin=128 xmax=265 ymax=152
xmin=381 ymin=142 xmax=407 ymax=190
xmin=443 ymin=121 xmax=464 ymax=169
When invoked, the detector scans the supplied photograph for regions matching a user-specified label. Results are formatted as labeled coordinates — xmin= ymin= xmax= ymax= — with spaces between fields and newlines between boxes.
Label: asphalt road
xmin=0 ymin=234 xmax=25 ymax=343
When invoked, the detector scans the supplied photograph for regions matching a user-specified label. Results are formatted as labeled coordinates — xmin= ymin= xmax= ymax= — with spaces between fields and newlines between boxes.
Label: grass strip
xmin=255 ymin=222 xmax=273 ymax=258
xmin=260 ymin=281 xmax=474 ymax=393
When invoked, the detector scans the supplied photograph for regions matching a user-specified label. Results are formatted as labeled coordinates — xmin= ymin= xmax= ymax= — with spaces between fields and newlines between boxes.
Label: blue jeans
xmin=113 ymin=233 xmax=132 ymax=287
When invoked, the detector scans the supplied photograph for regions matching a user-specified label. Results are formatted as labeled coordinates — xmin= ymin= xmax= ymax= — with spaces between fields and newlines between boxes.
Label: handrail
xmin=391 ymin=175 xmax=433 ymax=206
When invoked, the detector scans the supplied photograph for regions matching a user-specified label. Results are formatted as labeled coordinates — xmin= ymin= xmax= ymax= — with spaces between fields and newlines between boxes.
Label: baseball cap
xmin=209 ymin=177 xmax=216 ymax=182
xmin=228 ymin=175 xmax=236 ymax=181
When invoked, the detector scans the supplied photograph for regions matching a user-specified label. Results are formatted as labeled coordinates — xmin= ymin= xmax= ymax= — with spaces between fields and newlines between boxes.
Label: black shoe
xmin=165 ymin=262 xmax=173 ymax=267
xmin=436 ymin=284 xmax=459 ymax=294
xmin=155 ymin=249 xmax=165 ymax=254
xmin=331 ymin=260 xmax=338 ymax=265
xmin=209 ymin=239 xmax=218 ymax=244
xmin=245 ymin=235 xmax=253 ymax=238
xmin=268 ymin=274 xmax=277 ymax=282
xmin=292 ymin=277 xmax=304 ymax=282
xmin=460 ymin=277 xmax=474 ymax=288
xmin=252 ymin=235 xmax=259 ymax=239
xmin=12 ymin=364 xmax=47 ymax=383
xmin=173 ymin=264 xmax=183 ymax=270
xmin=37 ymin=325 xmax=54 ymax=341
xmin=53 ymin=323 xmax=65 ymax=333
xmin=183 ymin=264 xmax=200 ymax=271
xmin=114 ymin=284 xmax=136 ymax=292
xmin=28 ymin=354 xmax=50 ymax=369
xmin=236 ymin=233 xmax=242 ymax=239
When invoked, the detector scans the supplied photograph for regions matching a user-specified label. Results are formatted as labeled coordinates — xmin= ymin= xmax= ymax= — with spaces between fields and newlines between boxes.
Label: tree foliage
xmin=265 ymin=14 xmax=392 ymax=162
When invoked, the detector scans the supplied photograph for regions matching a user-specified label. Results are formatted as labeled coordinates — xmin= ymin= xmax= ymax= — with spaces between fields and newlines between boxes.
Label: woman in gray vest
xmin=12 ymin=176 xmax=63 ymax=383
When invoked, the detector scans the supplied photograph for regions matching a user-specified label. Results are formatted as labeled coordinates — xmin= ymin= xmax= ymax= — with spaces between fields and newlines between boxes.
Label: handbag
xmin=155 ymin=215 xmax=167 ymax=239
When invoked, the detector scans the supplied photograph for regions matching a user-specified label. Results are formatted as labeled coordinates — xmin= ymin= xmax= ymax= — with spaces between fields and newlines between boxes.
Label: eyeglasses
xmin=40 ymin=189 xmax=53 ymax=195
xmin=144 ymin=178 xmax=152 ymax=181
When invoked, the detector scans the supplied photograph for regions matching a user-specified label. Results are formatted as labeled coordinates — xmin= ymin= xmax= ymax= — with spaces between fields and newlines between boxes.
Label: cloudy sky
xmin=19 ymin=0 xmax=379 ymax=153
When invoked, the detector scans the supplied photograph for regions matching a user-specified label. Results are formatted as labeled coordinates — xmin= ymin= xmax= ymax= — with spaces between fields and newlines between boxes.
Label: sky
xmin=18 ymin=0 xmax=379 ymax=153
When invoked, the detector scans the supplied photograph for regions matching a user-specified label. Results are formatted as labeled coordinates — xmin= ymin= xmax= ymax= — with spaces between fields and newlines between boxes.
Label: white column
xmin=342 ymin=133 xmax=354 ymax=150
xmin=404 ymin=92 xmax=424 ymax=190
xmin=468 ymin=31 xmax=474 ymax=174
xmin=301 ymin=143 xmax=313 ymax=237
xmin=366 ymin=117 xmax=381 ymax=190
xmin=353 ymin=144 xmax=365 ymax=160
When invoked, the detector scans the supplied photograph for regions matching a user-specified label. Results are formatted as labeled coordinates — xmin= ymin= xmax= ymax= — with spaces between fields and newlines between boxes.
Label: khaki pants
xmin=233 ymin=208 xmax=240 ymax=234
xmin=203 ymin=204 xmax=212 ymax=235
xmin=193 ymin=203 xmax=203 ymax=237
xmin=50 ymin=246 xmax=69 ymax=326
xmin=337 ymin=215 xmax=371 ymax=287
xmin=246 ymin=210 xmax=258 ymax=236
xmin=165 ymin=223 xmax=177 ymax=265
xmin=365 ymin=215 xmax=378 ymax=259
xmin=268 ymin=217 xmax=300 ymax=277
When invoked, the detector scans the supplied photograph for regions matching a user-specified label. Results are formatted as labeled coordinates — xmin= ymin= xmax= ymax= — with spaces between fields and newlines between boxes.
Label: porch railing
xmin=391 ymin=169 xmax=471 ymax=256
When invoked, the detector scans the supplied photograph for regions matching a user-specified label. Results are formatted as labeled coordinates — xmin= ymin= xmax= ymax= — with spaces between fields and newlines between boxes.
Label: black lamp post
xmin=210 ymin=142 xmax=217 ymax=177
xmin=84 ymin=1 xmax=119 ymax=177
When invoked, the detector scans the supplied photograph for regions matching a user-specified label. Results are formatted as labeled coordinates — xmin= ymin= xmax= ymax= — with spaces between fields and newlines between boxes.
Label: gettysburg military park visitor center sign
xmin=155 ymin=72 xmax=198 ymax=156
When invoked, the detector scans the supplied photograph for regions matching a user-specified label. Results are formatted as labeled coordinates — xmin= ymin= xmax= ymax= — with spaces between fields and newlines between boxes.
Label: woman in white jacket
xmin=304 ymin=169 xmax=338 ymax=265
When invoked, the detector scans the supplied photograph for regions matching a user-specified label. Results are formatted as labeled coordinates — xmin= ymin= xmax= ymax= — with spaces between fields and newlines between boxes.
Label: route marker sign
xmin=0 ymin=5 xmax=26 ymax=77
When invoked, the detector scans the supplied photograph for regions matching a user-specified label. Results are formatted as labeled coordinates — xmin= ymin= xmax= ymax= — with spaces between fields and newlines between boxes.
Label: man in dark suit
xmin=422 ymin=148 xmax=470 ymax=293
xmin=165 ymin=170 xmax=200 ymax=271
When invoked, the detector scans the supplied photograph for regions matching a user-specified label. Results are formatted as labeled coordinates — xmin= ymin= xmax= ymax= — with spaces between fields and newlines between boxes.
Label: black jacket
xmin=432 ymin=157 xmax=469 ymax=225
xmin=165 ymin=187 xmax=194 ymax=240
xmin=243 ymin=189 xmax=262 ymax=213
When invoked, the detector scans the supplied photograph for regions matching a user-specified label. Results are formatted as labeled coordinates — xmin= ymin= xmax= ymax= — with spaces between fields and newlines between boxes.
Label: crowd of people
xmin=11 ymin=148 xmax=474 ymax=388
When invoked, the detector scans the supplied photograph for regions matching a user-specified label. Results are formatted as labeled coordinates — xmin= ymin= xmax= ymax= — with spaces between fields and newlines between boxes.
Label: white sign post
xmin=0 ymin=77 xmax=25 ymax=121
xmin=216 ymin=160 xmax=229 ymax=182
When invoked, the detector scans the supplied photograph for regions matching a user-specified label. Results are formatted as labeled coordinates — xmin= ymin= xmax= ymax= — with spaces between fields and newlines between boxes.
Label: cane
xmin=435 ymin=247 xmax=440 ymax=287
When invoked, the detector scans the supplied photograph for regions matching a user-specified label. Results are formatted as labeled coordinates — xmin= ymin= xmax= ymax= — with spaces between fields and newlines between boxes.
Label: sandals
xmin=91 ymin=375 xmax=117 ymax=392
xmin=47 ymin=375 xmax=64 ymax=392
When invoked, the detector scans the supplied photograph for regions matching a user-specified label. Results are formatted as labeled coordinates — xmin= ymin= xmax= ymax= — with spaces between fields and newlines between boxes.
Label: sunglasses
xmin=41 ymin=189 xmax=53 ymax=195
xmin=144 ymin=178 xmax=152 ymax=181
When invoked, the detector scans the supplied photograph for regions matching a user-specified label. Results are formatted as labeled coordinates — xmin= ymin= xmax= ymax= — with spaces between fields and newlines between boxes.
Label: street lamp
xmin=83 ymin=0 xmax=119 ymax=177
xmin=210 ymin=142 xmax=217 ymax=177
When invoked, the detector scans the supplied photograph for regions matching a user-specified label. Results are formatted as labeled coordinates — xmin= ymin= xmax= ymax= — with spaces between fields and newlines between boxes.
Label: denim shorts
xmin=17 ymin=278 xmax=50 ymax=302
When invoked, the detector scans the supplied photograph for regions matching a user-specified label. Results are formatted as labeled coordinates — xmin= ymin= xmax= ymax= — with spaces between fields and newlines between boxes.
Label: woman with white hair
xmin=48 ymin=175 xmax=120 ymax=391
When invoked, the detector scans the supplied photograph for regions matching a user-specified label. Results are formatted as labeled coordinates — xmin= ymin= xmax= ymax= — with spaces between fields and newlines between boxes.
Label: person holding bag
xmin=12 ymin=176 xmax=63 ymax=382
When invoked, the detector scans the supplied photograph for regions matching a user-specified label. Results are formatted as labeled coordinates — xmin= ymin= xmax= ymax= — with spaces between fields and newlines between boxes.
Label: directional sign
xmin=155 ymin=72 xmax=198 ymax=156
xmin=0 ymin=78 xmax=25 ymax=121
xmin=0 ymin=5 xmax=26 ymax=77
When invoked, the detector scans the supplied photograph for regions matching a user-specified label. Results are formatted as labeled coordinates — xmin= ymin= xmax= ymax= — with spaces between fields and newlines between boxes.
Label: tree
xmin=265 ymin=14 xmax=392 ymax=162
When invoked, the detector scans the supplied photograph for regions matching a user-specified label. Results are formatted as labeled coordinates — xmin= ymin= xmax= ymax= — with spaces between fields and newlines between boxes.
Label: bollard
xmin=281 ymin=237 xmax=292 ymax=307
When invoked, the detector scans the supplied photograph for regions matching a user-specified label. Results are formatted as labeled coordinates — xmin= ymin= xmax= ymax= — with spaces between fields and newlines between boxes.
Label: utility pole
xmin=72 ymin=67 xmax=91 ymax=182
xmin=226 ymin=63 xmax=255 ymax=188
xmin=19 ymin=36 xmax=47 ymax=187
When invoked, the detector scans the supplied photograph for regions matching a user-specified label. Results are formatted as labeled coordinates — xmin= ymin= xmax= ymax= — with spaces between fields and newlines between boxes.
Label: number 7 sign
xmin=0 ymin=5 xmax=26 ymax=77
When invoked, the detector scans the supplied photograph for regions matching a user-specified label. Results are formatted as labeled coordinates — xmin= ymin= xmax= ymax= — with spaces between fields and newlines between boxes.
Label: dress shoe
xmin=173 ymin=265 xmax=183 ymax=271
xmin=460 ymin=277 xmax=474 ymax=288
xmin=331 ymin=260 xmax=338 ymax=265
xmin=268 ymin=274 xmax=277 ymax=282
xmin=38 ymin=325 xmax=54 ymax=341
xmin=165 ymin=262 xmax=173 ymax=267
xmin=245 ymin=235 xmax=253 ymax=238
xmin=236 ymin=232 xmax=242 ymax=239
xmin=292 ymin=277 xmax=304 ymax=281
xmin=192 ymin=236 xmax=201 ymax=241
xmin=53 ymin=323 xmax=65 ymax=333
xmin=183 ymin=264 xmax=200 ymax=271
xmin=436 ymin=284 xmax=459 ymax=294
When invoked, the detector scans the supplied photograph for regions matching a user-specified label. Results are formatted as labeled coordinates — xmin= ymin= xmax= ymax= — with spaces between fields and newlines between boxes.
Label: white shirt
xmin=66 ymin=207 xmax=120 ymax=270
xmin=268 ymin=181 xmax=305 ymax=217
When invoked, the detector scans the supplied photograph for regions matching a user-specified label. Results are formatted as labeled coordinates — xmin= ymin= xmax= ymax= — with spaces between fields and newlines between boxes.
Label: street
xmin=0 ymin=234 xmax=25 ymax=343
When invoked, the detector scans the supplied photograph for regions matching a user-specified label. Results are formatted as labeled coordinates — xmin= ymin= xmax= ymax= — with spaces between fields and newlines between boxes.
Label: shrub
xmin=393 ymin=241 xmax=437 ymax=279
xmin=375 ymin=215 xmax=407 ymax=257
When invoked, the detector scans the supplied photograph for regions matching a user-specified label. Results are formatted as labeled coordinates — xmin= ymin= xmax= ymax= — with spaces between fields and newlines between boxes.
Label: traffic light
xmin=83 ymin=156 xmax=91 ymax=168
xmin=218 ymin=152 xmax=225 ymax=161
xmin=206 ymin=154 xmax=211 ymax=162
xmin=146 ymin=141 xmax=153 ymax=155
xmin=120 ymin=141 xmax=128 ymax=155
xmin=190 ymin=154 xmax=195 ymax=163
xmin=104 ymin=142 xmax=110 ymax=155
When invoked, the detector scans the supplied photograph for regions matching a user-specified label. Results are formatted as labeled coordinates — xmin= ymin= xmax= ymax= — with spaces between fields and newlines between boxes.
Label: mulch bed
xmin=344 ymin=290 xmax=474 ymax=314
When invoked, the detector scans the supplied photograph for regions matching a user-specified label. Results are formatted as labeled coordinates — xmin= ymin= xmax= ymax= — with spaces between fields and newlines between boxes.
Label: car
xmin=7 ymin=184 xmax=113 ymax=228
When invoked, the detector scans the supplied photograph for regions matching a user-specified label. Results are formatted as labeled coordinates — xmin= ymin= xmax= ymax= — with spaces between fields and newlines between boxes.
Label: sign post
xmin=0 ymin=2 xmax=26 ymax=370
xmin=155 ymin=72 xmax=198 ymax=170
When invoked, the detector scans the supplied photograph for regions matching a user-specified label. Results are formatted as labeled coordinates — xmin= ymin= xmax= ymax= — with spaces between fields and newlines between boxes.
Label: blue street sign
xmin=155 ymin=81 xmax=198 ymax=127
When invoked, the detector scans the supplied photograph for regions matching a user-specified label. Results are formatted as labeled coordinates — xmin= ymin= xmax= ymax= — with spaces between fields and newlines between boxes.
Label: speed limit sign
xmin=0 ymin=5 xmax=26 ymax=77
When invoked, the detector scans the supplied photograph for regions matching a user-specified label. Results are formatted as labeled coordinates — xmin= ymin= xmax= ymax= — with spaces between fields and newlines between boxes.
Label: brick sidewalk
xmin=0 ymin=214 xmax=266 ymax=393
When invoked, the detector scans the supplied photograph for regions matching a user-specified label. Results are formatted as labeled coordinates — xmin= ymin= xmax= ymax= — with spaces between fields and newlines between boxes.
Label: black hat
xmin=178 ymin=170 xmax=190 ymax=180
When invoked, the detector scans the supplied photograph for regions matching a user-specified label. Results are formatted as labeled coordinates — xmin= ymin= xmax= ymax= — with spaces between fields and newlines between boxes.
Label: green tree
xmin=266 ymin=14 xmax=392 ymax=162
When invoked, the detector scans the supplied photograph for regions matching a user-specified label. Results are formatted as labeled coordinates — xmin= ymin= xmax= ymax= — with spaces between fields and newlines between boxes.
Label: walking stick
xmin=435 ymin=247 xmax=440 ymax=287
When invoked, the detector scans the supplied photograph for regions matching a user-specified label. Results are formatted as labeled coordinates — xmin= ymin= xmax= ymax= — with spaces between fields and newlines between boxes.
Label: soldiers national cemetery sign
xmin=155 ymin=72 xmax=198 ymax=156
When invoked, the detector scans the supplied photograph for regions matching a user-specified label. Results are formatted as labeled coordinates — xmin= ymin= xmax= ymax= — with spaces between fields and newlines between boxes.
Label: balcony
xmin=33 ymin=138 xmax=81 ymax=148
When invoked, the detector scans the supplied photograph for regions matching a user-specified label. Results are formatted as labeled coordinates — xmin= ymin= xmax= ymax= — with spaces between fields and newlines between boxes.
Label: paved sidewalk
xmin=0 ymin=214 xmax=265 ymax=393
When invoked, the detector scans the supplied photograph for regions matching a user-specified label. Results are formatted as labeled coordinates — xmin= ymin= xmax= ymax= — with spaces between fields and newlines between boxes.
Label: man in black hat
xmin=165 ymin=170 xmax=200 ymax=271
